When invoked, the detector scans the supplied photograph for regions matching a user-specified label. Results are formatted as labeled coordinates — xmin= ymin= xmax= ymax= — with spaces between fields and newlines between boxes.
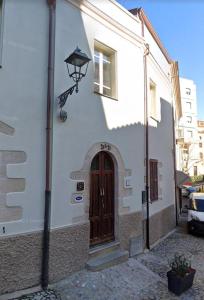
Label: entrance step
xmin=86 ymin=248 xmax=129 ymax=271
xmin=89 ymin=241 xmax=120 ymax=259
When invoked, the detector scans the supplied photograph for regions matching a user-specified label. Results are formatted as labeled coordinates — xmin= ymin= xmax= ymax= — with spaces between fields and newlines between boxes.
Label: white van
xmin=188 ymin=193 xmax=204 ymax=235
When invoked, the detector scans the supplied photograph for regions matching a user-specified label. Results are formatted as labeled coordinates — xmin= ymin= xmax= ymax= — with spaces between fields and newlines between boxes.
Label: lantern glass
xmin=64 ymin=47 xmax=91 ymax=83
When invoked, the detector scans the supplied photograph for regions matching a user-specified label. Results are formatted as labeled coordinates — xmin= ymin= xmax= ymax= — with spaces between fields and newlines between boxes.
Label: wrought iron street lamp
xmin=58 ymin=47 xmax=91 ymax=122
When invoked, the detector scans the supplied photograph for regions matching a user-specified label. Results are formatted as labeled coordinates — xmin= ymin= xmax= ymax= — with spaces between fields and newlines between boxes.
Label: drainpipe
xmin=42 ymin=0 xmax=56 ymax=289
xmin=137 ymin=8 xmax=150 ymax=250
xmin=144 ymin=43 xmax=150 ymax=249
xmin=171 ymin=64 xmax=179 ymax=226
xmin=171 ymin=102 xmax=178 ymax=226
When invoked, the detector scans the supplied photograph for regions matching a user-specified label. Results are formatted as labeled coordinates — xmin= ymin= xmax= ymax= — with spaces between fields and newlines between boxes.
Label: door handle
xmin=103 ymin=188 xmax=105 ymax=196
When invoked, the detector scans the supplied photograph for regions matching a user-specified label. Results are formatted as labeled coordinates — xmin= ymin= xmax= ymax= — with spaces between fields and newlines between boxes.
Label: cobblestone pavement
xmin=14 ymin=216 xmax=204 ymax=300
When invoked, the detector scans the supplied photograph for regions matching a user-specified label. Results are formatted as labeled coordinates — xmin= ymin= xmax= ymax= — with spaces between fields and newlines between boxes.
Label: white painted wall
xmin=51 ymin=0 xmax=145 ymax=228
xmin=0 ymin=0 xmax=48 ymax=235
xmin=144 ymin=23 xmax=175 ymax=217
xmin=0 ymin=0 xmax=176 ymax=236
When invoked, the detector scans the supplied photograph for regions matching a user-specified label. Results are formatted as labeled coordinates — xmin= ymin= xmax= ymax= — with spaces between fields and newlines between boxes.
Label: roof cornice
xmin=130 ymin=8 xmax=172 ymax=64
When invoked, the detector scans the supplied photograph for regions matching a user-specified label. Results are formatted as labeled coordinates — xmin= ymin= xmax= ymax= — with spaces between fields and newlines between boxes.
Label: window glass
xmin=150 ymin=159 xmax=158 ymax=201
xmin=150 ymin=81 xmax=157 ymax=119
xmin=94 ymin=41 xmax=116 ymax=98
xmin=186 ymin=116 xmax=192 ymax=123
xmin=186 ymin=130 xmax=193 ymax=138
xmin=186 ymin=88 xmax=191 ymax=95
xmin=91 ymin=154 xmax=99 ymax=171
xmin=186 ymin=102 xmax=192 ymax=111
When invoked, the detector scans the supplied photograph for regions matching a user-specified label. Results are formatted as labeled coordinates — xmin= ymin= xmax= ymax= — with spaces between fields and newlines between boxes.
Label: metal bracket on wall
xmin=58 ymin=83 xmax=78 ymax=122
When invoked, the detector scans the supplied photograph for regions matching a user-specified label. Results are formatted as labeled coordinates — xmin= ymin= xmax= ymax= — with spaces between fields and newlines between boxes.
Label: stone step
xmin=86 ymin=249 xmax=129 ymax=271
xmin=89 ymin=241 xmax=120 ymax=259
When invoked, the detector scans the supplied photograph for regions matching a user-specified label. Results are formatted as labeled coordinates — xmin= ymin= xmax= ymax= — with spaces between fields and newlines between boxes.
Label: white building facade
xmin=197 ymin=120 xmax=204 ymax=175
xmin=177 ymin=78 xmax=200 ymax=176
xmin=0 ymin=0 xmax=177 ymax=294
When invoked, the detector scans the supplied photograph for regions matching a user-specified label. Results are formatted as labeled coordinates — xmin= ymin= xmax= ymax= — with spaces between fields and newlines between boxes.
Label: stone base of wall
xmin=118 ymin=211 xmax=142 ymax=253
xmin=149 ymin=204 xmax=175 ymax=246
xmin=49 ymin=222 xmax=90 ymax=283
xmin=0 ymin=231 xmax=42 ymax=295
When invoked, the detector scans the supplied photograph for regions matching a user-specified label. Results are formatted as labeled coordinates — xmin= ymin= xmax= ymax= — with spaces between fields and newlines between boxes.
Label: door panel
xmin=90 ymin=151 xmax=114 ymax=246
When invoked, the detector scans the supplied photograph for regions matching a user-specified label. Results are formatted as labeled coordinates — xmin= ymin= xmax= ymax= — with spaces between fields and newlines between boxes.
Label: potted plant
xmin=167 ymin=254 xmax=196 ymax=296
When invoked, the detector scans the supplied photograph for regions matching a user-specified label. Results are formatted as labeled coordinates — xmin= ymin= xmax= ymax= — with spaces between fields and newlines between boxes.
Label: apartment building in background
xmin=197 ymin=120 xmax=204 ymax=175
xmin=177 ymin=78 xmax=200 ymax=176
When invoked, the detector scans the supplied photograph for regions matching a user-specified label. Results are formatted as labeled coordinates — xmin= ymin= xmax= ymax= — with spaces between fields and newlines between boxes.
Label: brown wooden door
xmin=90 ymin=151 xmax=114 ymax=246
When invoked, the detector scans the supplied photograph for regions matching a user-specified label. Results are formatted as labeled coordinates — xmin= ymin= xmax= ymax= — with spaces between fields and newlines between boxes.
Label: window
xmin=200 ymin=152 xmax=203 ymax=160
xmin=186 ymin=88 xmax=191 ymax=95
xmin=150 ymin=81 xmax=157 ymax=119
xmin=150 ymin=159 xmax=158 ymax=201
xmin=186 ymin=130 xmax=193 ymax=139
xmin=194 ymin=166 xmax=198 ymax=176
xmin=94 ymin=41 xmax=116 ymax=98
xmin=0 ymin=0 xmax=4 ymax=67
xmin=186 ymin=116 xmax=192 ymax=124
xmin=186 ymin=102 xmax=192 ymax=111
xmin=199 ymin=143 xmax=202 ymax=148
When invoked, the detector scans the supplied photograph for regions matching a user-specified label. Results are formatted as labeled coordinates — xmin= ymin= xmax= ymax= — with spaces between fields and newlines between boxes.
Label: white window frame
xmin=186 ymin=101 xmax=192 ymax=111
xmin=186 ymin=116 xmax=192 ymax=124
xmin=149 ymin=79 xmax=160 ymax=121
xmin=94 ymin=41 xmax=116 ymax=99
xmin=0 ymin=0 xmax=4 ymax=67
xmin=185 ymin=88 xmax=191 ymax=95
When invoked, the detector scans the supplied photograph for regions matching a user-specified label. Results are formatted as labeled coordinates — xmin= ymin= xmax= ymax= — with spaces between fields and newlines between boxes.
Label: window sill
xmin=94 ymin=91 xmax=118 ymax=101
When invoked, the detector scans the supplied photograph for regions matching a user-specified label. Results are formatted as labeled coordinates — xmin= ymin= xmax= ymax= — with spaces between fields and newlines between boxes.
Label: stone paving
xmin=13 ymin=216 xmax=204 ymax=300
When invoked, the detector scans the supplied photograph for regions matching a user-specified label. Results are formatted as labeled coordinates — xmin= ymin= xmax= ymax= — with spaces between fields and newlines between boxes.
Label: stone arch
xmin=70 ymin=142 xmax=132 ymax=226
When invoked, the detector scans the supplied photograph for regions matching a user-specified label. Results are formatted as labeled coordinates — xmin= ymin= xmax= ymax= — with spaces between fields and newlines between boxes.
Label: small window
xmin=94 ymin=41 xmax=116 ymax=98
xmin=150 ymin=159 xmax=158 ymax=202
xmin=200 ymin=152 xmax=203 ymax=160
xmin=150 ymin=80 xmax=157 ymax=119
xmin=186 ymin=116 xmax=192 ymax=124
xmin=186 ymin=130 xmax=193 ymax=139
xmin=186 ymin=88 xmax=191 ymax=95
xmin=194 ymin=166 xmax=198 ymax=176
xmin=199 ymin=143 xmax=202 ymax=148
xmin=186 ymin=102 xmax=192 ymax=111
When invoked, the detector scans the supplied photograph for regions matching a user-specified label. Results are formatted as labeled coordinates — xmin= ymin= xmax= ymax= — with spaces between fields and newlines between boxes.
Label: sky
xmin=117 ymin=0 xmax=204 ymax=120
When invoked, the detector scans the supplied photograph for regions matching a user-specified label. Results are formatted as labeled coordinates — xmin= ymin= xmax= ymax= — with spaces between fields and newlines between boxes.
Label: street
xmin=13 ymin=214 xmax=204 ymax=300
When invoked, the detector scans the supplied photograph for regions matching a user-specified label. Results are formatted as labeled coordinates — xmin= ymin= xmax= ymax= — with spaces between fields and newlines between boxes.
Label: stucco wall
xmin=0 ymin=0 xmax=48 ymax=236
xmin=51 ymin=0 xmax=145 ymax=229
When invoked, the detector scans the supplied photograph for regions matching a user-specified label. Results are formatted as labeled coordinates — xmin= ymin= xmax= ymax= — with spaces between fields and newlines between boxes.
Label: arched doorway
xmin=89 ymin=151 xmax=115 ymax=246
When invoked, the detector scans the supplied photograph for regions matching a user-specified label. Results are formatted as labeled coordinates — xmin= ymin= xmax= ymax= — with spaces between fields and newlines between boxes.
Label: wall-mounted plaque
xmin=77 ymin=181 xmax=84 ymax=191
xmin=72 ymin=193 xmax=84 ymax=203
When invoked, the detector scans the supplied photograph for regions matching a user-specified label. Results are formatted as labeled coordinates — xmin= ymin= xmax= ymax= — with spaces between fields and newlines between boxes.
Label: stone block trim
xmin=0 ymin=150 xmax=26 ymax=222
xmin=0 ymin=231 xmax=42 ymax=294
xmin=149 ymin=204 xmax=175 ymax=246
xmin=0 ymin=121 xmax=15 ymax=135
xmin=49 ymin=222 xmax=90 ymax=283
xmin=118 ymin=211 xmax=142 ymax=251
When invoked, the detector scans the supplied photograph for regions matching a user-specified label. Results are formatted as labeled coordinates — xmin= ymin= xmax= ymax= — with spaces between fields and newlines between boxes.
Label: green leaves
xmin=169 ymin=254 xmax=191 ymax=277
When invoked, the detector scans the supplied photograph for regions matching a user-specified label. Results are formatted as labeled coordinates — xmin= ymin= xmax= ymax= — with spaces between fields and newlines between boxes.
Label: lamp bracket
xmin=58 ymin=83 xmax=78 ymax=108
xmin=57 ymin=83 xmax=79 ymax=122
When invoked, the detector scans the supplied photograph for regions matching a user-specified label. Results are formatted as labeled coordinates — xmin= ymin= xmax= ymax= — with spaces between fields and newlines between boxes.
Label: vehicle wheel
xmin=188 ymin=223 xmax=194 ymax=234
